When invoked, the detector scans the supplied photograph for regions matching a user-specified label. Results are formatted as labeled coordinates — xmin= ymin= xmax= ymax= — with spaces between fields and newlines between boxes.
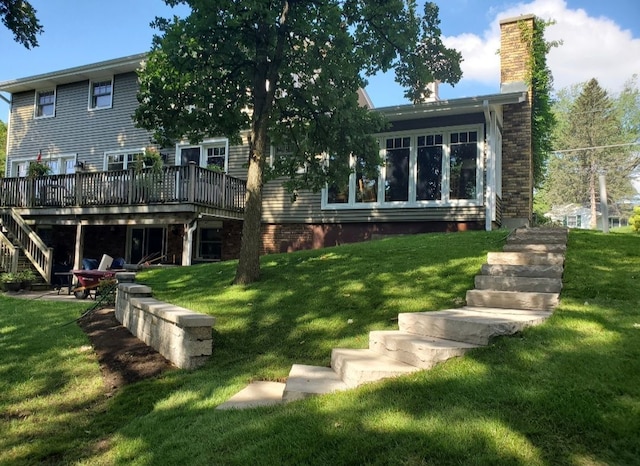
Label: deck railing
xmin=0 ymin=164 xmax=246 ymax=212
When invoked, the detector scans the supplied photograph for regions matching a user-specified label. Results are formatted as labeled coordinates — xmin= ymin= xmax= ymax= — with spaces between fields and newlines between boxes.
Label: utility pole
xmin=599 ymin=171 xmax=609 ymax=234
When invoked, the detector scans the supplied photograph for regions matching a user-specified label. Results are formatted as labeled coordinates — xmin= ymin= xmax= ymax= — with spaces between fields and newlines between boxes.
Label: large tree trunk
xmin=234 ymin=117 xmax=269 ymax=285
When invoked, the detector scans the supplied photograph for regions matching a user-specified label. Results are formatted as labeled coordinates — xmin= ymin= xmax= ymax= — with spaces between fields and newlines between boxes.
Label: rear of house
xmin=0 ymin=15 xmax=536 ymax=283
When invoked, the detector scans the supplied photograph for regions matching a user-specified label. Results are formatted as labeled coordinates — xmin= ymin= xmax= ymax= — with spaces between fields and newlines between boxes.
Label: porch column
xmin=182 ymin=220 xmax=197 ymax=266
xmin=73 ymin=222 xmax=84 ymax=270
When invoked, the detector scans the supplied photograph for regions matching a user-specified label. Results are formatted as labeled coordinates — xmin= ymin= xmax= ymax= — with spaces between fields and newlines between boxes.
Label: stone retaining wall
xmin=114 ymin=272 xmax=215 ymax=369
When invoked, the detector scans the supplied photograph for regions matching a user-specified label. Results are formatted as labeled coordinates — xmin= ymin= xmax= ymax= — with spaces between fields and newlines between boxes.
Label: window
xmin=198 ymin=227 xmax=222 ymax=260
xmin=206 ymin=145 xmax=226 ymax=172
xmin=176 ymin=139 xmax=229 ymax=170
xmin=449 ymin=131 xmax=478 ymax=200
xmin=565 ymin=215 xmax=582 ymax=228
xmin=35 ymin=89 xmax=55 ymax=118
xmin=384 ymin=137 xmax=410 ymax=202
xmin=89 ymin=79 xmax=113 ymax=109
xmin=104 ymin=149 xmax=144 ymax=171
xmin=322 ymin=125 xmax=482 ymax=209
xmin=11 ymin=153 xmax=78 ymax=177
xmin=417 ymin=134 xmax=443 ymax=200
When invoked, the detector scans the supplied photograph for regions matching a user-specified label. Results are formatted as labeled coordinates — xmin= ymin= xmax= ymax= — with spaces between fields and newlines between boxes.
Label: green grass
xmin=2 ymin=229 xmax=640 ymax=465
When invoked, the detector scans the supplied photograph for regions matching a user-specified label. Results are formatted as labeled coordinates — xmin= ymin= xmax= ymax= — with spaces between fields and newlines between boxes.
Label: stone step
xmin=216 ymin=381 xmax=285 ymax=410
xmin=331 ymin=348 xmax=420 ymax=388
xmin=466 ymin=289 xmax=559 ymax=311
xmin=369 ymin=330 xmax=480 ymax=369
xmin=487 ymin=251 xmax=565 ymax=266
xmin=480 ymin=263 xmax=564 ymax=279
xmin=474 ymin=275 xmax=562 ymax=293
xmin=283 ymin=364 xmax=348 ymax=401
xmin=512 ymin=227 xmax=568 ymax=237
xmin=398 ymin=307 xmax=552 ymax=345
xmin=502 ymin=243 xmax=567 ymax=253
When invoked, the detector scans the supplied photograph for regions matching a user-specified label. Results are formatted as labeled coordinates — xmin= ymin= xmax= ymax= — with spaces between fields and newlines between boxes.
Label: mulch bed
xmin=77 ymin=308 xmax=175 ymax=393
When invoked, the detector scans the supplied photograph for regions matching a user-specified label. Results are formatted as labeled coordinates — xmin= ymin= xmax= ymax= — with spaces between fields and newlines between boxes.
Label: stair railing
xmin=0 ymin=208 xmax=53 ymax=283
xmin=0 ymin=231 xmax=19 ymax=274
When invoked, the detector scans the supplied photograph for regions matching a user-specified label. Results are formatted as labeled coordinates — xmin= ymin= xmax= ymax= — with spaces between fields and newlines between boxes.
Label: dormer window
xmin=35 ymin=89 xmax=55 ymax=118
xmin=89 ymin=79 xmax=113 ymax=109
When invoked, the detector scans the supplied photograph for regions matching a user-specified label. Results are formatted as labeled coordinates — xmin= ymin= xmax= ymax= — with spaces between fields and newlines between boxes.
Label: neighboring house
xmin=546 ymin=203 xmax=630 ymax=230
xmin=0 ymin=15 xmax=537 ymax=283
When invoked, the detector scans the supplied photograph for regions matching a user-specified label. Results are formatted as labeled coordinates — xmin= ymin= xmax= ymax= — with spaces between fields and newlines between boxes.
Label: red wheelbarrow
xmin=71 ymin=269 xmax=118 ymax=299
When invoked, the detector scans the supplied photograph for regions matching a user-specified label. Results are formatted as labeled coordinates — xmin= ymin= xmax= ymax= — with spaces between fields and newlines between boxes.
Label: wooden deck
xmin=0 ymin=164 xmax=246 ymax=215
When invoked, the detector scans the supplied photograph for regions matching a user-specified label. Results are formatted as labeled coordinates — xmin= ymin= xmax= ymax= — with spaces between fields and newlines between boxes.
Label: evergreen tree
xmin=546 ymin=78 xmax=639 ymax=228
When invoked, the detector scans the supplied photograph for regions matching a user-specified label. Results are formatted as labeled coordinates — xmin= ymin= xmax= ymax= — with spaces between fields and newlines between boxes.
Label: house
xmin=0 ymin=15 xmax=537 ymax=283
xmin=546 ymin=203 xmax=630 ymax=229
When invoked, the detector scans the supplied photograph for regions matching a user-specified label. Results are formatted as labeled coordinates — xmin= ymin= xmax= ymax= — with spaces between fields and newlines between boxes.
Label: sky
xmin=1 ymin=0 xmax=639 ymax=121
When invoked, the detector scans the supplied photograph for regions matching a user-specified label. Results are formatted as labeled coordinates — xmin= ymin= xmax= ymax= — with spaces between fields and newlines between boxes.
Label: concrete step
xmin=502 ymin=243 xmax=567 ymax=253
xmin=466 ymin=289 xmax=559 ymax=311
xmin=487 ymin=251 xmax=565 ymax=266
xmin=331 ymin=348 xmax=420 ymax=388
xmin=474 ymin=275 xmax=562 ymax=293
xmin=369 ymin=330 xmax=480 ymax=369
xmin=480 ymin=264 xmax=564 ymax=279
xmin=512 ymin=227 xmax=568 ymax=238
xmin=283 ymin=364 xmax=348 ymax=401
xmin=216 ymin=381 xmax=285 ymax=410
xmin=398 ymin=307 xmax=552 ymax=345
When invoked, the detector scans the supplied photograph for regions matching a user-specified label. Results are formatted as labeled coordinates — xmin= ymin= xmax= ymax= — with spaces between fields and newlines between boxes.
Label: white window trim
xmin=10 ymin=152 xmax=78 ymax=177
xmin=34 ymin=88 xmax=56 ymax=119
xmin=88 ymin=77 xmax=114 ymax=110
xmin=103 ymin=147 xmax=146 ymax=171
xmin=175 ymin=138 xmax=229 ymax=170
xmin=269 ymin=144 xmax=308 ymax=174
xmin=321 ymin=124 xmax=484 ymax=210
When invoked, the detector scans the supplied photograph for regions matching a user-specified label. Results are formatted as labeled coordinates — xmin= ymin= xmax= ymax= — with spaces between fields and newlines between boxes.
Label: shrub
xmin=630 ymin=206 xmax=640 ymax=233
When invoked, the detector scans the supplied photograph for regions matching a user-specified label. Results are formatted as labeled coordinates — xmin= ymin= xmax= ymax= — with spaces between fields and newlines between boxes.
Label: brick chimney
xmin=499 ymin=14 xmax=535 ymax=228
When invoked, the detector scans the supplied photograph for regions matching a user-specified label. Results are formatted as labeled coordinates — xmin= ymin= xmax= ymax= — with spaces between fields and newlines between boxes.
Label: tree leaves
xmin=0 ymin=0 xmax=43 ymax=49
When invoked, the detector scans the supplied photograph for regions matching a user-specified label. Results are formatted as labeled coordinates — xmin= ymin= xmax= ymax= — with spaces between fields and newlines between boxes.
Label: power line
xmin=553 ymin=142 xmax=640 ymax=154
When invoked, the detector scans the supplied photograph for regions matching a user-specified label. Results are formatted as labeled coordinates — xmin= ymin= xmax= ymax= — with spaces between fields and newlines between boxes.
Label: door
xmin=130 ymin=227 xmax=166 ymax=264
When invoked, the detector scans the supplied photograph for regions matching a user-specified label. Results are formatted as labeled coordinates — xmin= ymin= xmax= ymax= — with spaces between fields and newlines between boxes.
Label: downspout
xmin=181 ymin=218 xmax=198 ymax=266
xmin=483 ymin=100 xmax=494 ymax=231
xmin=1 ymin=93 xmax=11 ymax=177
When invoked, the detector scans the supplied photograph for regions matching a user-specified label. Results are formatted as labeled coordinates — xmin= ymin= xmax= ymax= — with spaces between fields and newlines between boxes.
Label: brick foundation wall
xmin=500 ymin=15 xmax=534 ymax=226
xmin=260 ymin=221 xmax=482 ymax=255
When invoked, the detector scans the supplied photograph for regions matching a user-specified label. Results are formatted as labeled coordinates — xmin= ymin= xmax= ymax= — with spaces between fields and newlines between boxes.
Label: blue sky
xmin=1 ymin=0 xmax=639 ymax=121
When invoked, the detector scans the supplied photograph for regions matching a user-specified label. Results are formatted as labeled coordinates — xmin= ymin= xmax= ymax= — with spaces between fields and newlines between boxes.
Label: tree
xmin=0 ymin=119 xmax=6 ymax=176
xmin=545 ymin=78 xmax=640 ymax=228
xmin=135 ymin=0 xmax=462 ymax=284
xmin=0 ymin=0 xmax=43 ymax=49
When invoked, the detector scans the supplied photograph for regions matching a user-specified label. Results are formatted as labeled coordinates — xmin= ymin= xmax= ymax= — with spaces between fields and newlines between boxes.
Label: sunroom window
xmin=322 ymin=125 xmax=482 ymax=209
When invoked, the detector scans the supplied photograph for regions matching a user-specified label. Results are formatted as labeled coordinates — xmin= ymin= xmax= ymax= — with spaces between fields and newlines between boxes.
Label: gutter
xmin=0 ymin=93 xmax=10 ymax=104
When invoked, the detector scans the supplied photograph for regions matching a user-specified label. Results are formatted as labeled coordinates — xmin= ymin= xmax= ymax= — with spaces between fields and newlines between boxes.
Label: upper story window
xmin=176 ymin=138 xmax=229 ymax=172
xmin=323 ymin=125 xmax=483 ymax=209
xmin=35 ymin=89 xmax=56 ymax=118
xmin=89 ymin=79 xmax=113 ymax=109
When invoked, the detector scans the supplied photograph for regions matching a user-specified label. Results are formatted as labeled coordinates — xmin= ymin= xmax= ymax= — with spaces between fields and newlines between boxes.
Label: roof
xmin=0 ymin=53 xmax=147 ymax=94
xmin=374 ymin=90 xmax=527 ymax=121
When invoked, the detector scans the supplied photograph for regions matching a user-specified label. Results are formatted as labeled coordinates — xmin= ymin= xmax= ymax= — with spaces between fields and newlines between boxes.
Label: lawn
xmin=1 ymin=229 xmax=639 ymax=465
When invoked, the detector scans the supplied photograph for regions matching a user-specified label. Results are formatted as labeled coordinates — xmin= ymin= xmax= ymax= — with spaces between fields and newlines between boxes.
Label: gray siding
xmin=7 ymin=72 xmax=152 ymax=173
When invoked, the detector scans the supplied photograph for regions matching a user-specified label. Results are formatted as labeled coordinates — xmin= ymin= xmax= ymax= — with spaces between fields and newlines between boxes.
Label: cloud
xmin=443 ymin=0 xmax=640 ymax=94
